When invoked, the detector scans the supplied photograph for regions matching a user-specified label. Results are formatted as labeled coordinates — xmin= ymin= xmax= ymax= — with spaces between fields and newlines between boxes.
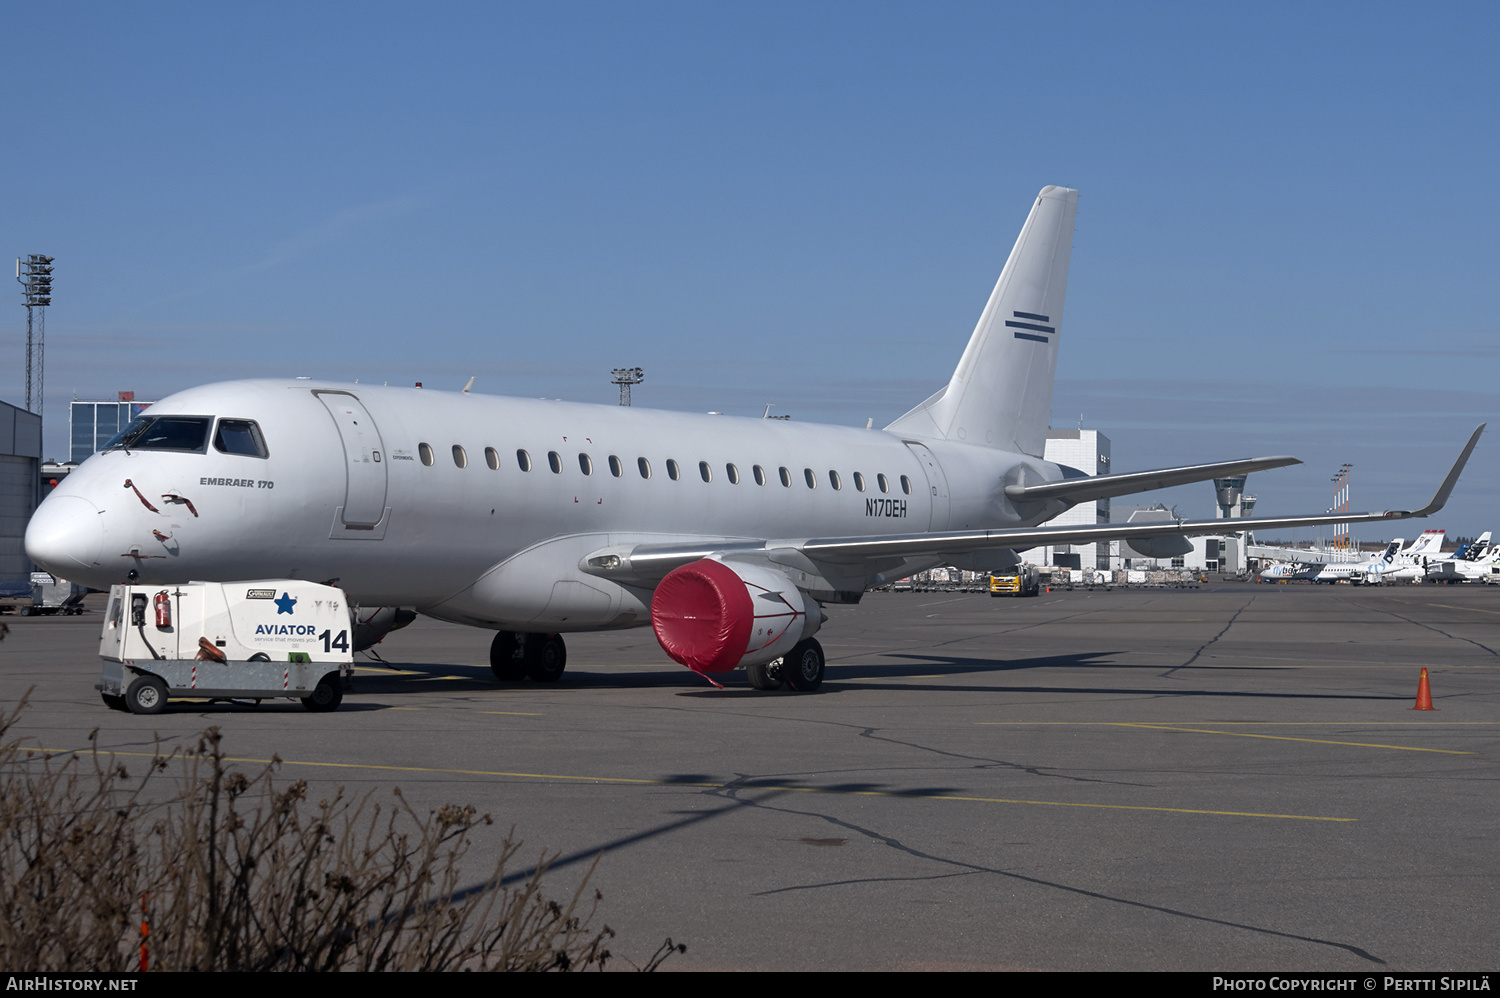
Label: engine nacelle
xmin=650 ymin=559 xmax=820 ymax=674
xmin=1122 ymin=508 xmax=1193 ymax=559
xmin=352 ymin=606 xmax=418 ymax=651
xmin=1123 ymin=535 xmax=1193 ymax=559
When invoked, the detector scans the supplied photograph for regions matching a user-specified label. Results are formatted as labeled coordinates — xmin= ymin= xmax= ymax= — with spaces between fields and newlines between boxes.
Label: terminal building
xmin=0 ymin=399 xmax=43 ymax=595
xmin=1111 ymin=504 xmax=1250 ymax=573
xmin=70 ymin=391 xmax=153 ymax=464
xmin=1038 ymin=428 xmax=1111 ymax=570
xmin=1032 ymin=428 xmax=1256 ymax=575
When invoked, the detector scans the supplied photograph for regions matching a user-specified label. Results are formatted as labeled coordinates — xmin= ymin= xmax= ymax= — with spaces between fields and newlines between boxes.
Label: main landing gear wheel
xmin=490 ymin=631 xmax=527 ymax=681
xmin=124 ymin=675 xmax=169 ymax=715
xmin=782 ymin=638 xmax=825 ymax=692
xmin=524 ymin=633 xmax=567 ymax=682
xmin=301 ymin=672 xmax=343 ymax=712
xmin=745 ymin=659 xmax=785 ymax=691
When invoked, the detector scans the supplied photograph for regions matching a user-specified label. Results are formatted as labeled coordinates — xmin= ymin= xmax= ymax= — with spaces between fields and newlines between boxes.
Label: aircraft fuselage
xmin=30 ymin=379 xmax=1063 ymax=631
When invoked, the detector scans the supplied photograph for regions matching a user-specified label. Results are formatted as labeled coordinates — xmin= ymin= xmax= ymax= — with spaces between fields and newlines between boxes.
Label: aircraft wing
xmin=585 ymin=426 xmax=1484 ymax=588
xmin=1005 ymin=455 xmax=1301 ymax=506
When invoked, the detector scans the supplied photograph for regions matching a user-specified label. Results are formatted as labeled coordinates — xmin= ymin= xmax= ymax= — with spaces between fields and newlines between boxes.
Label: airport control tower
xmin=1212 ymin=475 xmax=1251 ymax=573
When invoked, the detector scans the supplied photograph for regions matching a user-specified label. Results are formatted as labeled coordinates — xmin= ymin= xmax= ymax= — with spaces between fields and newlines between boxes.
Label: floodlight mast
xmin=611 ymin=366 xmax=644 ymax=407
xmin=1330 ymin=463 xmax=1353 ymax=549
xmin=16 ymin=254 xmax=54 ymax=414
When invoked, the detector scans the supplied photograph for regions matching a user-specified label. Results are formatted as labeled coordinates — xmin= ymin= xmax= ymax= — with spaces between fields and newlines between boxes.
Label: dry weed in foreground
xmin=0 ymin=698 xmax=683 ymax=971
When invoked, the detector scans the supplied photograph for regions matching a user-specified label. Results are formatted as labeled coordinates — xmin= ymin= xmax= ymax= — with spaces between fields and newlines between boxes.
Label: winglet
xmin=1400 ymin=424 xmax=1486 ymax=518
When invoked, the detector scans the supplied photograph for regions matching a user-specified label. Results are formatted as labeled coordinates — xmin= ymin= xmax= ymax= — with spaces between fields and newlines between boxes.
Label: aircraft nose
xmin=26 ymin=495 xmax=105 ymax=575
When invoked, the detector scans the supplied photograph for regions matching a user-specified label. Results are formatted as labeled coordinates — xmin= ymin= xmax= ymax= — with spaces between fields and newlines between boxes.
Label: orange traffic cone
xmin=1412 ymin=667 xmax=1436 ymax=711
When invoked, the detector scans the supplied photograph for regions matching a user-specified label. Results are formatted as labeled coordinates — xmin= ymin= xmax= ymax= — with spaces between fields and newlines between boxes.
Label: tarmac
xmin=2 ymin=581 xmax=1497 ymax=971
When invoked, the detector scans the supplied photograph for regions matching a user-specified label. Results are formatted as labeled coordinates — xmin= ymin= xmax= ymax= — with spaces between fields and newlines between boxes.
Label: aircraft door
xmin=904 ymin=442 xmax=951 ymax=531
xmin=315 ymin=391 xmax=388 ymax=528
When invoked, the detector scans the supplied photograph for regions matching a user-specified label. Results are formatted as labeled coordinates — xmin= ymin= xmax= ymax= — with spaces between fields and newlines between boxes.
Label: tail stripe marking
xmin=1005 ymin=320 xmax=1055 ymax=333
xmin=1013 ymin=332 xmax=1049 ymax=343
xmin=1013 ymin=311 xmax=1051 ymax=322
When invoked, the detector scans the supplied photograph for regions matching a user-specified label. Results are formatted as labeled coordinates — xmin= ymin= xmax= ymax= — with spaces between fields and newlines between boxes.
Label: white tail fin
xmin=1407 ymin=529 xmax=1446 ymax=556
xmin=886 ymin=185 xmax=1077 ymax=457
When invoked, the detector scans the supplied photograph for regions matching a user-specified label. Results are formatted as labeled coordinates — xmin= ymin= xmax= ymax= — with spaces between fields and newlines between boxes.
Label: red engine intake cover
xmin=650 ymin=559 xmax=755 ymax=674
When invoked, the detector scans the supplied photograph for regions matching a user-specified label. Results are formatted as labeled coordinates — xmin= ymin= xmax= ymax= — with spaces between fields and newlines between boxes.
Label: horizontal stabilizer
xmin=1005 ymin=455 xmax=1301 ymax=506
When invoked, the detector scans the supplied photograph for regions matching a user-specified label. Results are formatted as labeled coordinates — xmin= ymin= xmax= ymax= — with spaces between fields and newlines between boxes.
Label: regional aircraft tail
xmin=1406 ymin=529 xmax=1445 ymax=557
xmin=886 ymin=185 xmax=1077 ymax=458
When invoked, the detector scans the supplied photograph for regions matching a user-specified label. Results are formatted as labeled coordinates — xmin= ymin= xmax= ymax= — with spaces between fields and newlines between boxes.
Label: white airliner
xmin=1258 ymin=561 xmax=1327 ymax=583
xmin=24 ymin=187 xmax=1486 ymax=691
xmin=1260 ymin=528 xmax=1434 ymax=585
xmin=1427 ymin=531 xmax=1498 ymax=583
xmin=1307 ymin=529 xmax=1447 ymax=584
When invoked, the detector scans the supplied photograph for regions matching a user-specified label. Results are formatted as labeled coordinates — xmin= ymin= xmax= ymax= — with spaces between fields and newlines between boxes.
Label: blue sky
xmin=3 ymin=1 xmax=1496 ymax=535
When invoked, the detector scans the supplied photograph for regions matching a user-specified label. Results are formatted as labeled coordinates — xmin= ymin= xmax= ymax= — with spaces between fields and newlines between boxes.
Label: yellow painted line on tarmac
xmin=479 ymin=711 xmax=544 ymax=717
xmin=1098 ymin=618 xmax=1210 ymax=623
xmin=33 ymin=747 xmax=1350 ymax=822
xmin=352 ymin=669 xmax=474 ymax=679
xmin=978 ymin=720 xmax=1485 ymax=753
xmin=1213 ymin=664 xmax=1497 ymax=669
xmin=1113 ymin=723 xmax=1472 ymax=754
xmin=1426 ymin=602 xmax=1500 ymax=616
xmin=365 ymin=663 xmax=688 ymax=672
xmin=978 ymin=721 xmax=1500 ymax=725
xmin=603 ymin=663 xmax=682 ymax=669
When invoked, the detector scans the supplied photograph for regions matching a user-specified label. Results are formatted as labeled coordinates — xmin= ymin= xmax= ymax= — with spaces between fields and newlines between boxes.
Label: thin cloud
xmin=231 ymin=197 xmax=426 ymax=277
xmin=157 ymin=196 xmax=426 ymax=305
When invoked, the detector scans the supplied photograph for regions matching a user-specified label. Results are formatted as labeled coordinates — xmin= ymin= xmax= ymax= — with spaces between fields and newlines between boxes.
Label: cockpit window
xmin=214 ymin=419 xmax=269 ymax=458
xmin=103 ymin=416 xmax=212 ymax=453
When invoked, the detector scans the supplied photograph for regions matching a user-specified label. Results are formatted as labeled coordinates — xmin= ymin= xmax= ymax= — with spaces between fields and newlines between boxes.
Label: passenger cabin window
xmin=418 ymin=442 xmax=434 ymax=466
xmin=853 ymin=472 xmax=866 ymax=492
xmin=104 ymin=415 xmax=213 ymax=454
xmin=516 ymin=449 xmax=532 ymax=472
xmin=699 ymin=461 xmax=712 ymax=483
xmin=667 ymin=459 xmax=680 ymax=481
xmin=213 ymin=419 xmax=268 ymax=458
xmin=804 ymin=468 xmax=817 ymax=489
xmin=638 ymin=457 xmax=651 ymax=479
xmin=877 ymin=473 xmax=890 ymax=493
xmin=901 ymin=475 xmax=913 ymax=495
xmin=452 ymin=445 xmax=468 ymax=468
xmin=548 ymin=451 xmax=562 ymax=474
xmin=753 ymin=465 xmax=766 ymax=486
xmin=485 ymin=447 xmax=500 ymax=470
xmin=579 ymin=453 xmax=593 ymax=475
xmin=828 ymin=470 xmax=842 ymax=491
xmin=779 ymin=466 xmax=791 ymax=487
xmin=726 ymin=463 xmax=740 ymax=485
xmin=609 ymin=455 xmax=623 ymax=477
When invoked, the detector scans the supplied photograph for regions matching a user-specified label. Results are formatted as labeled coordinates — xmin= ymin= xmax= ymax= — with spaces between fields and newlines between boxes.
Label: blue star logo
xmin=274 ymin=592 xmax=297 ymax=615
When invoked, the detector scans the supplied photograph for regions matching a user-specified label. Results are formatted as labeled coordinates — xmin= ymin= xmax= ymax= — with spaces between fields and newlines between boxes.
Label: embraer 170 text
xmin=25 ymin=187 xmax=1485 ymax=690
